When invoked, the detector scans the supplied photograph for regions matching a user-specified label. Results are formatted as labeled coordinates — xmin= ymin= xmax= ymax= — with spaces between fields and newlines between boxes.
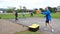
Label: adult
xmin=40 ymin=7 xmax=54 ymax=32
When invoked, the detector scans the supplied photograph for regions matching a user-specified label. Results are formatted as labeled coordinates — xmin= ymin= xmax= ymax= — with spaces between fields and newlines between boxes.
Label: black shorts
xmin=46 ymin=20 xmax=49 ymax=23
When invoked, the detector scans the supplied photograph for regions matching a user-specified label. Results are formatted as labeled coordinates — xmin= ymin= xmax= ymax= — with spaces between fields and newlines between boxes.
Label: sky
xmin=0 ymin=0 xmax=60 ymax=9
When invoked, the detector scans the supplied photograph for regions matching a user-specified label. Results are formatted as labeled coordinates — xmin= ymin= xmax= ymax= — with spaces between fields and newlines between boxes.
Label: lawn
xmin=15 ymin=31 xmax=41 ymax=34
xmin=51 ymin=13 xmax=60 ymax=18
xmin=0 ymin=13 xmax=60 ymax=19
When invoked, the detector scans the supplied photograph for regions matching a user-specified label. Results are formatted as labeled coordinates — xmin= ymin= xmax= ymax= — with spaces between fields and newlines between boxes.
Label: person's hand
xmin=39 ymin=10 xmax=41 ymax=14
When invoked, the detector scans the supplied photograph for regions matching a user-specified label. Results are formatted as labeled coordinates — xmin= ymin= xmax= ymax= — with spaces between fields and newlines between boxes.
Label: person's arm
xmin=41 ymin=11 xmax=48 ymax=15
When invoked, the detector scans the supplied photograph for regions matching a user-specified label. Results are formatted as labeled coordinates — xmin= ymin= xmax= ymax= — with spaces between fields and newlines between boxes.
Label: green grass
xmin=15 ymin=31 xmax=41 ymax=34
xmin=0 ymin=13 xmax=60 ymax=19
xmin=51 ymin=13 xmax=60 ymax=18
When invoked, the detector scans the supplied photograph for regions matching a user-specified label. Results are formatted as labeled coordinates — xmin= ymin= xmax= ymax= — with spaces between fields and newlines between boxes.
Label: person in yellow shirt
xmin=36 ymin=9 xmax=41 ymax=14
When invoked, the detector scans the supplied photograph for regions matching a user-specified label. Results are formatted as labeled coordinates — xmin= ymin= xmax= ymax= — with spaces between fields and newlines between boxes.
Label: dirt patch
xmin=0 ymin=19 xmax=28 ymax=34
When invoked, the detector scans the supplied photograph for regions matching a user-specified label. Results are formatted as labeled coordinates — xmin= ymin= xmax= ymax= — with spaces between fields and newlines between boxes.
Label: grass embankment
xmin=15 ymin=31 xmax=41 ymax=34
xmin=0 ymin=13 xmax=60 ymax=19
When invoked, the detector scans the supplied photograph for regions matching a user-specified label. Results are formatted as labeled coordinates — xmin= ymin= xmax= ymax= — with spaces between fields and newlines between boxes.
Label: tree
xmin=53 ymin=7 xmax=57 ymax=13
xmin=6 ymin=9 xmax=13 ymax=13
xmin=23 ymin=6 xmax=27 ymax=12
xmin=33 ymin=8 xmax=38 ymax=14
xmin=48 ymin=7 xmax=53 ymax=12
xmin=6 ymin=7 xmax=16 ymax=13
xmin=16 ymin=9 xmax=20 ymax=12
xmin=48 ymin=7 xmax=57 ymax=13
xmin=39 ymin=8 xmax=45 ymax=12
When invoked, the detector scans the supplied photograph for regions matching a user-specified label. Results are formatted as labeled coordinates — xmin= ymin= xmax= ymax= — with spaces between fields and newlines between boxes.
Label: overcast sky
xmin=0 ymin=0 xmax=60 ymax=9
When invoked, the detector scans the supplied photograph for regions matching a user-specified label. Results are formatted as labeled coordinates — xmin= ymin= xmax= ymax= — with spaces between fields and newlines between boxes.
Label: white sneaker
xmin=51 ymin=29 xmax=54 ymax=32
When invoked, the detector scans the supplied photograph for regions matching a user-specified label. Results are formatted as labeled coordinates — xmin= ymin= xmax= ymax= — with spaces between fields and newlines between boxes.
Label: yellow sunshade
xmin=29 ymin=24 xmax=39 ymax=28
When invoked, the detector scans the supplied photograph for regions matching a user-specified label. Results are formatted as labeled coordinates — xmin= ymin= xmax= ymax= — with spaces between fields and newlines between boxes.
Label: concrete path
xmin=0 ymin=19 xmax=28 ymax=34
xmin=8 ymin=17 xmax=60 ymax=34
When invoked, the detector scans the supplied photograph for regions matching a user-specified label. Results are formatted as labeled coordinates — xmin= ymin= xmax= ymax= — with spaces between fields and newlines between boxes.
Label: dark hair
xmin=35 ymin=9 xmax=38 ymax=10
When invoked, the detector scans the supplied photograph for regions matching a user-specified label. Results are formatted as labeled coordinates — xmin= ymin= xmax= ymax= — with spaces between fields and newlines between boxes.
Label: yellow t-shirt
xmin=36 ymin=10 xmax=40 ymax=14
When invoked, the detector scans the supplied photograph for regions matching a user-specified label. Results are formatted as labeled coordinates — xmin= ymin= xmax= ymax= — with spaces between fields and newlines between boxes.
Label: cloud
xmin=0 ymin=0 xmax=60 ymax=9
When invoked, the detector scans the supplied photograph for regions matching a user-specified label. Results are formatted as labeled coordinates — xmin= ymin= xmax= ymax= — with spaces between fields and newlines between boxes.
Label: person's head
xmin=45 ymin=7 xmax=48 ymax=10
xmin=35 ymin=9 xmax=38 ymax=10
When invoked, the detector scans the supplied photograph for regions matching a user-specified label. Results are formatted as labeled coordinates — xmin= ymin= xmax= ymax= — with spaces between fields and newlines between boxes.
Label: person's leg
xmin=44 ymin=21 xmax=48 ymax=30
xmin=16 ymin=17 xmax=18 ymax=20
xmin=45 ymin=23 xmax=48 ymax=28
xmin=15 ymin=16 xmax=17 ymax=20
xmin=48 ymin=23 xmax=53 ymax=29
xmin=48 ymin=20 xmax=54 ymax=32
xmin=45 ymin=20 xmax=49 ymax=28
xmin=15 ymin=15 xmax=18 ymax=20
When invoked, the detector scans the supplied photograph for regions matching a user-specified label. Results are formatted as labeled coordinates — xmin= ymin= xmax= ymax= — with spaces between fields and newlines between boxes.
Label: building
xmin=0 ymin=11 xmax=3 ymax=13
xmin=0 ymin=8 xmax=7 ymax=13
xmin=57 ymin=6 xmax=60 ymax=12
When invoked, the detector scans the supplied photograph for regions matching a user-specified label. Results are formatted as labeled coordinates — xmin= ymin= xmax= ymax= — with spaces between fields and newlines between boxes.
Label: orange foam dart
xmin=36 ymin=10 xmax=40 ymax=14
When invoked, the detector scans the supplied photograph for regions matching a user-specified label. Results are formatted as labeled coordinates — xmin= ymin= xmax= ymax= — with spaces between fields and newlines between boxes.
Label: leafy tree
xmin=53 ymin=7 xmax=57 ymax=13
xmin=6 ymin=9 xmax=13 ymax=13
xmin=39 ymin=8 xmax=45 ymax=12
xmin=6 ymin=7 xmax=15 ymax=13
xmin=23 ymin=6 xmax=27 ymax=12
xmin=48 ymin=7 xmax=57 ymax=13
xmin=16 ymin=9 xmax=20 ymax=12
xmin=48 ymin=7 xmax=53 ymax=12
xmin=33 ymin=8 xmax=38 ymax=14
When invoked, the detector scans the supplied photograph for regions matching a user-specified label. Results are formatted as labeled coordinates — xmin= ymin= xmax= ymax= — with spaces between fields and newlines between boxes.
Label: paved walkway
xmin=8 ymin=17 xmax=60 ymax=34
xmin=0 ymin=19 xmax=28 ymax=34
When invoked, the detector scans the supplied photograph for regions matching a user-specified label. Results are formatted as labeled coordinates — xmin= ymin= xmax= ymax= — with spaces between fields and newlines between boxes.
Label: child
xmin=36 ymin=9 xmax=40 ymax=14
xmin=14 ymin=11 xmax=18 ymax=21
